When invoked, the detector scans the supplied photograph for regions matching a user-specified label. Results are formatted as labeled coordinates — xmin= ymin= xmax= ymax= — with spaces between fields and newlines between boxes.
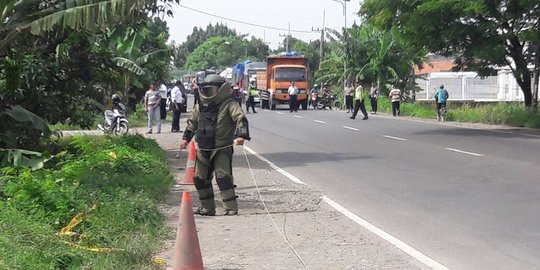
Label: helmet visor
xmin=201 ymin=85 xmax=220 ymax=97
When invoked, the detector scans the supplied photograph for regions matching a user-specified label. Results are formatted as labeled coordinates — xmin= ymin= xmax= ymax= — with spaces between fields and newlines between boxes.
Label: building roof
xmin=414 ymin=60 xmax=455 ymax=75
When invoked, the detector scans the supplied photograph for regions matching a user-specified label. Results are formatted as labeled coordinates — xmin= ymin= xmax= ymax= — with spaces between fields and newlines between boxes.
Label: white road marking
xmin=243 ymin=146 xmax=306 ymax=185
xmin=342 ymin=126 xmax=359 ymax=131
xmin=243 ymin=145 xmax=448 ymax=270
xmin=322 ymin=196 xmax=449 ymax=270
xmin=445 ymin=148 xmax=484 ymax=157
xmin=382 ymin=135 xmax=407 ymax=141
xmin=277 ymin=112 xmax=285 ymax=115
xmin=314 ymin=120 xmax=326 ymax=124
xmin=293 ymin=115 xmax=303 ymax=118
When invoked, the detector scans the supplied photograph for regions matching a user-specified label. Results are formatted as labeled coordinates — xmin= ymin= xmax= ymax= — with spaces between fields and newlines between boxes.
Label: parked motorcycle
xmin=316 ymin=94 xmax=342 ymax=110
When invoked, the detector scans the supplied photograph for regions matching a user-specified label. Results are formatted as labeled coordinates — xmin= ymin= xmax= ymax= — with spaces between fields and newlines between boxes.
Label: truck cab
xmin=258 ymin=54 xmax=309 ymax=110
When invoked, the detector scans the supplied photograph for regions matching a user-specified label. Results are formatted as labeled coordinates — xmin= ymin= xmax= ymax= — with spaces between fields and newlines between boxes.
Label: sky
xmin=164 ymin=0 xmax=363 ymax=50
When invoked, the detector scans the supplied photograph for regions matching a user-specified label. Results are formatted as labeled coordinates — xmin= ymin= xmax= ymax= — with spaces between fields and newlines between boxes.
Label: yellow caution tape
xmin=57 ymin=205 xmax=124 ymax=253
xmin=108 ymin=151 xmax=117 ymax=159
xmin=152 ymin=257 xmax=168 ymax=265
xmin=61 ymin=240 xmax=123 ymax=252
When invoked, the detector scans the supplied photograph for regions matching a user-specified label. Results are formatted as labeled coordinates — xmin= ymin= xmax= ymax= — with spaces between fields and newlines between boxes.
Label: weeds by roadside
xmin=0 ymin=134 xmax=172 ymax=269
xmin=373 ymin=97 xmax=540 ymax=128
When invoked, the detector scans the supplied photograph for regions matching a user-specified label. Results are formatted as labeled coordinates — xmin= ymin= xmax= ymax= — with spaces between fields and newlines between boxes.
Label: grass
xmin=0 ymin=134 xmax=173 ymax=269
xmin=372 ymin=96 xmax=540 ymax=128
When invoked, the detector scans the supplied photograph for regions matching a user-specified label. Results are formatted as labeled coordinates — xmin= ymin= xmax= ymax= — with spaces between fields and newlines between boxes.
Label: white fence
xmin=415 ymin=70 xmax=537 ymax=102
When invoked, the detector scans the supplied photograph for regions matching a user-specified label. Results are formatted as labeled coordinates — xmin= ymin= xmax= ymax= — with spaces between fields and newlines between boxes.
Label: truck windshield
xmin=275 ymin=67 xmax=306 ymax=82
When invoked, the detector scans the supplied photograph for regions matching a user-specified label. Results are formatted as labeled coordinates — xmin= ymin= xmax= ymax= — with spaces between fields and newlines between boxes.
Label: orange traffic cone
xmin=183 ymin=141 xmax=197 ymax=185
xmin=170 ymin=192 xmax=204 ymax=270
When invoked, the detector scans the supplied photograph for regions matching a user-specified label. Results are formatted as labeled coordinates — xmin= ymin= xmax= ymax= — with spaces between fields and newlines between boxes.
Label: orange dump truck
xmin=257 ymin=54 xmax=309 ymax=110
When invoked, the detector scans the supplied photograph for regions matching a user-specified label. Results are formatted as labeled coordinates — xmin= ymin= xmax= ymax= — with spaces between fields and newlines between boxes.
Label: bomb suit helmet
xmin=199 ymin=74 xmax=227 ymax=99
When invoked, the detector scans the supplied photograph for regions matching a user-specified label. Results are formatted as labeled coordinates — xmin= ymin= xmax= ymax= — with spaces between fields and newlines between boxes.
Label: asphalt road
xmin=243 ymin=106 xmax=540 ymax=270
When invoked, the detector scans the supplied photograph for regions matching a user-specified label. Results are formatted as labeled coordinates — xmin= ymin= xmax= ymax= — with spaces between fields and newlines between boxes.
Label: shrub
xmin=0 ymin=134 xmax=172 ymax=269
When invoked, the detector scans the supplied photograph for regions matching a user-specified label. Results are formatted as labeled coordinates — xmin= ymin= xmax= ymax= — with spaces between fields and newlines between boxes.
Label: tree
xmin=360 ymin=0 xmax=540 ymax=107
xmin=0 ymin=0 xmax=172 ymax=51
xmin=174 ymin=23 xmax=239 ymax=68
xmin=1 ymin=0 xmax=177 ymax=151
xmin=184 ymin=36 xmax=268 ymax=70
xmin=108 ymin=19 xmax=172 ymax=102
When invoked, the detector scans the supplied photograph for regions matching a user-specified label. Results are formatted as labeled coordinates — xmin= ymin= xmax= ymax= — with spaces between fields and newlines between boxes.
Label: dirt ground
xmin=144 ymin=118 xmax=429 ymax=270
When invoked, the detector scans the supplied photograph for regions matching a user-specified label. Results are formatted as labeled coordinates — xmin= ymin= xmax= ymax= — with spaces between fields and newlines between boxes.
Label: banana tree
xmin=0 ymin=0 xmax=162 ymax=51
xmin=109 ymin=26 xmax=171 ymax=101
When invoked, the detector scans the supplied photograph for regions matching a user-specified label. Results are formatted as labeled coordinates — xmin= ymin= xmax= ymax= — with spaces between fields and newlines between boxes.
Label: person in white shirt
xmin=158 ymin=80 xmax=168 ymax=120
xmin=388 ymin=84 xmax=402 ymax=116
xmin=171 ymin=81 xmax=184 ymax=132
xmin=143 ymin=83 xmax=162 ymax=134
xmin=288 ymin=81 xmax=299 ymax=112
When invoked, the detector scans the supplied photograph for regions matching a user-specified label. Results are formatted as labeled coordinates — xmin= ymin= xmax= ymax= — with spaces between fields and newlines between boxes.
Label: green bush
xmin=0 ymin=134 xmax=172 ymax=269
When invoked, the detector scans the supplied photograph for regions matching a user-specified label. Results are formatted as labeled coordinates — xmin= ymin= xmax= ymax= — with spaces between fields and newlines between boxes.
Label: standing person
xmin=288 ymin=81 xmax=299 ymax=112
xmin=309 ymin=84 xmax=319 ymax=109
xmin=233 ymin=85 xmax=243 ymax=106
xmin=389 ymin=84 xmax=402 ymax=116
xmin=143 ymin=83 xmax=162 ymax=134
xmin=246 ymin=80 xmax=257 ymax=114
xmin=350 ymin=82 xmax=368 ymax=120
xmin=192 ymin=83 xmax=200 ymax=109
xmin=170 ymin=81 xmax=184 ymax=132
xmin=180 ymin=74 xmax=250 ymax=216
xmin=157 ymin=80 xmax=168 ymax=120
xmin=344 ymin=83 xmax=354 ymax=113
xmin=434 ymin=84 xmax=449 ymax=121
xmin=369 ymin=82 xmax=379 ymax=114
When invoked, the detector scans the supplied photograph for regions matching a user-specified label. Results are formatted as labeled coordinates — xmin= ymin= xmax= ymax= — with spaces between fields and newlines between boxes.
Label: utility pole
xmin=279 ymin=22 xmax=291 ymax=52
xmin=332 ymin=0 xmax=349 ymax=88
xmin=312 ymin=11 xmax=326 ymax=68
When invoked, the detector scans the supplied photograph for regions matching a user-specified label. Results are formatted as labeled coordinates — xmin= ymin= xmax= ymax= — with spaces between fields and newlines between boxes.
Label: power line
xmin=178 ymin=4 xmax=314 ymax=34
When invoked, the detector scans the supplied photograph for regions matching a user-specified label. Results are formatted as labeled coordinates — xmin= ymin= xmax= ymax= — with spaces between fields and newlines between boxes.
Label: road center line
xmin=322 ymin=196 xmax=449 ymax=270
xmin=342 ymin=126 xmax=359 ymax=131
xmin=293 ymin=115 xmax=303 ymax=118
xmin=243 ymin=145 xmax=448 ymax=270
xmin=277 ymin=112 xmax=285 ymax=115
xmin=382 ymin=135 xmax=407 ymax=141
xmin=314 ymin=120 xmax=326 ymax=124
xmin=445 ymin=147 xmax=484 ymax=157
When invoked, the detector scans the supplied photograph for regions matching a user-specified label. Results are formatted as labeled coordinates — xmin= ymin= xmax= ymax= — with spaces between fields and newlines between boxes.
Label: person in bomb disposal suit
xmin=180 ymin=74 xmax=250 ymax=216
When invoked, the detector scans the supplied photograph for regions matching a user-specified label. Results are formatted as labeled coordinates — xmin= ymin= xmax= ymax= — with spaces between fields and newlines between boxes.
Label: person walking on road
xmin=246 ymin=80 xmax=257 ymax=114
xmin=157 ymin=80 xmax=168 ymax=120
xmin=170 ymin=81 xmax=184 ymax=132
xmin=434 ymin=84 xmax=449 ymax=121
xmin=144 ymin=83 xmax=162 ymax=134
xmin=350 ymin=82 xmax=368 ymax=120
xmin=180 ymin=74 xmax=250 ymax=216
xmin=288 ymin=81 xmax=299 ymax=112
xmin=389 ymin=84 xmax=402 ymax=116
xmin=369 ymin=82 xmax=379 ymax=114
xmin=345 ymin=83 xmax=354 ymax=113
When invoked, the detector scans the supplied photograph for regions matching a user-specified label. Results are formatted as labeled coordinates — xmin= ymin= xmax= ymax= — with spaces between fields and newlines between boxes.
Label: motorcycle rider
xmin=98 ymin=94 xmax=126 ymax=132
xmin=322 ymin=84 xmax=333 ymax=110
xmin=180 ymin=74 xmax=250 ymax=216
